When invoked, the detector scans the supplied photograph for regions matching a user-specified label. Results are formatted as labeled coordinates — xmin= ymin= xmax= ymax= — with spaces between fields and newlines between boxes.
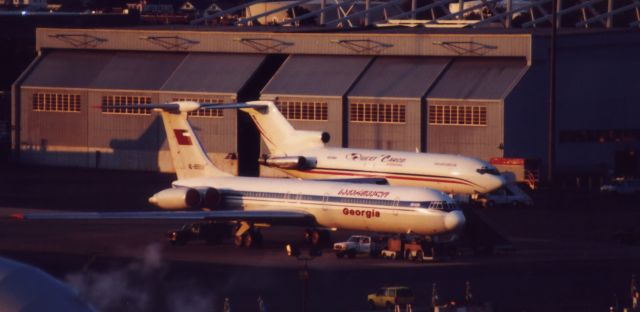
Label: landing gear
xmin=304 ymin=229 xmax=332 ymax=247
xmin=167 ymin=222 xmax=231 ymax=246
xmin=233 ymin=222 xmax=263 ymax=248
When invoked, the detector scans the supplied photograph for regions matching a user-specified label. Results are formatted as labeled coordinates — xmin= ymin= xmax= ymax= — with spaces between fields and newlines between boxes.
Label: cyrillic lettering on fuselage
xmin=337 ymin=188 xmax=390 ymax=198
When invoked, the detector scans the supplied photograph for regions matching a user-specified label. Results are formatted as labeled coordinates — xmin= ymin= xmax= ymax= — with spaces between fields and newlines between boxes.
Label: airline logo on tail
xmin=173 ymin=129 xmax=193 ymax=145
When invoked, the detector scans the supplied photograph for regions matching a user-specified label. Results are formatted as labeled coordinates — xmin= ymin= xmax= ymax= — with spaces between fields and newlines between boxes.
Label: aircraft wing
xmin=12 ymin=210 xmax=317 ymax=227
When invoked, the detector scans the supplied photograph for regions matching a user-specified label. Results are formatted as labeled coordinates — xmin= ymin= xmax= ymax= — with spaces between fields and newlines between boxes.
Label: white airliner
xmin=233 ymin=101 xmax=505 ymax=195
xmin=17 ymin=101 xmax=466 ymax=247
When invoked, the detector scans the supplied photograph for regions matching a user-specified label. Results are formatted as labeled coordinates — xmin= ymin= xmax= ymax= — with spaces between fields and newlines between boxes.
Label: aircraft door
xmin=393 ymin=197 xmax=400 ymax=216
xmin=322 ymin=193 xmax=329 ymax=211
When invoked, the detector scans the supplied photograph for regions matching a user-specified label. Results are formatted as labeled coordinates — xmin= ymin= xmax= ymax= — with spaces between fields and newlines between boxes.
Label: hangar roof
xmin=161 ymin=53 xmax=265 ymax=93
xmin=22 ymin=50 xmax=113 ymax=88
xmin=91 ymin=52 xmax=186 ymax=90
xmin=23 ymin=50 xmax=266 ymax=94
xmin=348 ymin=56 xmax=450 ymax=99
xmin=262 ymin=55 xmax=373 ymax=96
xmin=428 ymin=57 xmax=527 ymax=100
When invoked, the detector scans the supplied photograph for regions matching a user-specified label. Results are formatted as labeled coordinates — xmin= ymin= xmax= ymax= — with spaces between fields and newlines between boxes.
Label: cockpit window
xmin=427 ymin=201 xmax=458 ymax=211
xmin=477 ymin=166 xmax=500 ymax=176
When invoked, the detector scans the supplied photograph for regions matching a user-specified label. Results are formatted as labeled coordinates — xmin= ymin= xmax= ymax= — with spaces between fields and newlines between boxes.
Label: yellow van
xmin=367 ymin=286 xmax=415 ymax=309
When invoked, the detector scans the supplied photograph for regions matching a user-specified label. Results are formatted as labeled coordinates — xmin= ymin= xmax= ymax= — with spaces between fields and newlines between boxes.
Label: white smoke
xmin=65 ymin=243 xmax=216 ymax=312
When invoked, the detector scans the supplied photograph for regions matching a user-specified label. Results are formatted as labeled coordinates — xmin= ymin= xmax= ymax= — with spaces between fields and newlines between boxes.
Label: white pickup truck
xmin=333 ymin=235 xmax=381 ymax=258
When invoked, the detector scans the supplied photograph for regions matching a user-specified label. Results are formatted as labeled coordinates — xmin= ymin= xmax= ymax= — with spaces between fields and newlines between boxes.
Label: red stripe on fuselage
xmin=292 ymin=169 xmax=474 ymax=186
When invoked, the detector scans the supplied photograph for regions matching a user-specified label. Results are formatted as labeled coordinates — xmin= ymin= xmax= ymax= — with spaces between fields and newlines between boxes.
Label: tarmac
xmin=1 ymin=164 xmax=640 ymax=311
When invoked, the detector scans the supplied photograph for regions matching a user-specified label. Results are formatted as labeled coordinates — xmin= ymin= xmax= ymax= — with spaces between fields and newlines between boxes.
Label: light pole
xmin=285 ymin=243 xmax=321 ymax=312
xmin=547 ymin=0 xmax=558 ymax=183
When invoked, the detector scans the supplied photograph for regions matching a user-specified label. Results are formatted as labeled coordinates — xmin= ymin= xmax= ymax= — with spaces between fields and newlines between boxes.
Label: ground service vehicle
xmin=167 ymin=222 xmax=233 ymax=245
xmin=380 ymin=236 xmax=438 ymax=261
xmin=600 ymin=178 xmax=640 ymax=195
xmin=477 ymin=183 xmax=533 ymax=208
xmin=333 ymin=235 xmax=384 ymax=258
xmin=367 ymin=286 xmax=415 ymax=309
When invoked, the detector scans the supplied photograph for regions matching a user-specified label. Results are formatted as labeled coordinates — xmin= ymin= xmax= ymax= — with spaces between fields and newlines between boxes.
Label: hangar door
xmin=426 ymin=57 xmax=527 ymax=161
xmin=347 ymin=56 xmax=450 ymax=152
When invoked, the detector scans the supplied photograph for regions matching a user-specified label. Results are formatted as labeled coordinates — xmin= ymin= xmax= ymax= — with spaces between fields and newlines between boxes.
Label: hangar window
xmin=275 ymin=101 xmax=328 ymax=121
xmin=349 ymin=103 xmax=406 ymax=124
xmin=559 ymin=129 xmax=640 ymax=143
xmin=429 ymin=105 xmax=486 ymax=126
xmin=172 ymin=98 xmax=224 ymax=118
xmin=32 ymin=93 xmax=81 ymax=112
xmin=101 ymin=95 xmax=152 ymax=115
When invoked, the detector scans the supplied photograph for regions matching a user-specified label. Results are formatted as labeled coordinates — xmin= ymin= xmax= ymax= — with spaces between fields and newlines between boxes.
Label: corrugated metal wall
xmin=19 ymin=87 xmax=91 ymax=167
xmin=554 ymin=42 xmax=640 ymax=174
xmin=347 ymin=57 xmax=450 ymax=151
xmin=261 ymin=54 xmax=374 ymax=148
xmin=18 ymin=50 xmax=267 ymax=173
xmin=426 ymin=58 xmax=527 ymax=160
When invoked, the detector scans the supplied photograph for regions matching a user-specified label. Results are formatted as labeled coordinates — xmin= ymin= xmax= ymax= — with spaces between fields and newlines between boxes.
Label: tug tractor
xmin=167 ymin=221 xmax=232 ymax=246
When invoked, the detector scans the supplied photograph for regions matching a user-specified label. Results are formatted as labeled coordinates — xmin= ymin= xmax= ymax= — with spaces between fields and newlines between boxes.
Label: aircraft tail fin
xmin=155 ymin=102 xmax=231 ymax=180
xmin=240 ymin=101 xmax=329 ymax=155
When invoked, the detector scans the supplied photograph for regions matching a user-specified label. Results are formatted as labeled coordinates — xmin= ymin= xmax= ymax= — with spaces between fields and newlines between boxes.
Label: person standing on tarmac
xmin=223 ymin=297 xmax=231 ymax=312
xmin=257 ymin=296 xmax=267 ymax=312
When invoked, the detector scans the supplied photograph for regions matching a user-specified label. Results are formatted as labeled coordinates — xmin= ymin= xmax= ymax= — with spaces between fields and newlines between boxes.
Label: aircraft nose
xmin=488 ymin=174 xmax=506 ymax=192
xmin=148 ymin=195 xmax=158 ymax=205
xmin=444 ymin=210 xmax=466 ymax=232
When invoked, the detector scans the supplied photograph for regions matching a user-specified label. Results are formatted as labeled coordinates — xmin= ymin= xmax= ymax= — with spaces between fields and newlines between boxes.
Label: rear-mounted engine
xmin=258 ymin=156 xmax=316 ymax=170
xmin=149 ymin=187 xmax=221 ymax=210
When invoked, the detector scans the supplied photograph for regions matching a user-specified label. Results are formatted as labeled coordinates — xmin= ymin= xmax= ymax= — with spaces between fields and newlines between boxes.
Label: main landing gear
xmin=304 ymin=229 xmax=332 ymax=247
xmin=232 ymin=221 xmax=263 ymax=248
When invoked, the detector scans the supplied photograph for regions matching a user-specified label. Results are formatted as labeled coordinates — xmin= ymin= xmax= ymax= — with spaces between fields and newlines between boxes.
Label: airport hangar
xmin=10 ymin=26 xmax=640 ymax=182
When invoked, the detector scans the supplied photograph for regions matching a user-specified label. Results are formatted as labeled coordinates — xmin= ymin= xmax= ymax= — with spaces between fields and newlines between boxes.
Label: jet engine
xmin=258 ymin=156 xmax=316 ymax=170
xmin=148 ymin=187 xmax=221 ymax=210
xmin=197 ymin=187 xmax=222 ymax=209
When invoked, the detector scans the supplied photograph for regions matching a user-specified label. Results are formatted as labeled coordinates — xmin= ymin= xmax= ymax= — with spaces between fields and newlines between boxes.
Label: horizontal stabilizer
xmin=100 ymin=102 xmax=268 ymax=113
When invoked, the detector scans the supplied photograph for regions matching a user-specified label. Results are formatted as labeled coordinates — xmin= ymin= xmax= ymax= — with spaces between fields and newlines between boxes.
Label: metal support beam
xmin=389 ymin=0 xmax=456 ymax=20
xmin=576 ymin=2 xmax=640 ymax=27
xmin=191 ymin=0 xmax=263 ymax=25
xmin=435 ymin=0 xmax=500 ymax=22
xmin=607 ymin=0 xmax=614 ymax=27
xmin=365 ymin=0 xmax=370 ymax=26
xmin=547 ymin=0 xmax=557 ymax=183
xmin=279 ymin=0 xmax=358 ymax=26
xmin=238 ymin=0 xmax=315 ymax=25
xmin=411 ymin=0 xmax=417 ymax=19
xmin=327 ymin=0 xmax=405 ymax=27
xmin=472 ymin=0 xmax=549 ymax=27
xmin=521 ymin=0 xmax=603 ymax=28
xmin=556 ymin=0 xmax=562 ymax=27
xmin=506 ymin=0 xmax=512 ymax=28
